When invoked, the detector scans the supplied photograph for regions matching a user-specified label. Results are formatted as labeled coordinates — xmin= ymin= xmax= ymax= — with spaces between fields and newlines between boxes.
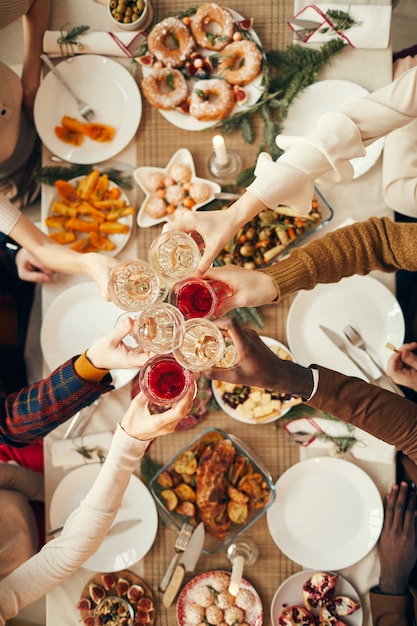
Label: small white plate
xmin=34 ymin=55 xmax=142 ymax=164
xmin=40 ymin=282 xmax=138 ymax=389
xmin=280 ymin=79 xmax=385 ymax=179
xmin=46 ymin=175 xmax=133 ymax=257
xmin=212 ymin=336 xmax=298 ymax=425
xmin=271 ymin=570 xmax=363 ymax=626
xmin=50 ymin=463 xmax=158 ymax=572
xmin=267 ymin=456 xmax=383 ymax=570
xmin=286 ymin=274 xmax=405 ymax=379
xmin=140 ymin=8 xmax=265 ymax=130
xmin=134 ymin=148 xmax=221 ymax=228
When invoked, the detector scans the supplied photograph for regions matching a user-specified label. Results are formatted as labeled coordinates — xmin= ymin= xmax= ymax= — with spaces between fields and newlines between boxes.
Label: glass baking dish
xmin=149 ymin=427 xmax=276 ymax=554
xmin=214 ymin=186 xmax=334 ymax=268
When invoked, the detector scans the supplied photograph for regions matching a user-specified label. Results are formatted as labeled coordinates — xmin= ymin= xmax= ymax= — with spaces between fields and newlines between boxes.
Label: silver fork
xmin=41 ymin=54 xmax=95 ymax=122
xmin=159 ymin=523 xmax=193 ymax=592
xmin=343 ymin=325 xmax=405 ymax=396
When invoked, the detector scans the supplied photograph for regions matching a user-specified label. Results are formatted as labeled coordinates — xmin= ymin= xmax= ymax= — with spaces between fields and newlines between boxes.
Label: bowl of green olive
xmin=108 ymin=0 xmax=150 ymax=31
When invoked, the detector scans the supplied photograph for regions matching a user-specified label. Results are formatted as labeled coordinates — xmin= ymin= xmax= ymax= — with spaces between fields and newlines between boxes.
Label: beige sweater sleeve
xmin=261 ymin=217 xmax=417 ymax=301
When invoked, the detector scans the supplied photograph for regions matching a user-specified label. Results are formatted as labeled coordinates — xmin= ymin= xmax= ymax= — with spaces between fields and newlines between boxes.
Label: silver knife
xmin=319 ymin=325 xmax=380 ymax=384
xmin=48 ymin=517 xmax=141 ymax=537
xmin=162 ymin=522 xmax=205 ymax=608
xmin=287 ymin=18 xmax=322 ymax=29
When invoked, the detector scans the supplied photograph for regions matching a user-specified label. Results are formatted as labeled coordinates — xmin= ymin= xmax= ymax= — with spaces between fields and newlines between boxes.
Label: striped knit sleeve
xmin=0 ymin=357 xmax=113 ymax=446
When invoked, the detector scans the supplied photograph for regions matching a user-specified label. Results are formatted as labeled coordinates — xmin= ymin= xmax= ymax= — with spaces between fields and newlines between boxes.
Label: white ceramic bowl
xmin=212 ymin=337 xmax=299 ymax=425
xmin=107 ymin=0 xmax=150 ymax=31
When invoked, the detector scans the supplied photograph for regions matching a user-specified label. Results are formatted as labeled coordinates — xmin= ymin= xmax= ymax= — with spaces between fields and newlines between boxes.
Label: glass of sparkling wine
xmin=173 ymin=318 xmax=236 ymax=371
xmin=148 ymin=230 xmax=202 ymax=283
xmin=138 ymin=354 xmax=193 ymax=406
xmin=108 ymin=259 xmax=164 ymax=312
xmin=168 ymin=277 xmax=232 ymax=320
xmin=132 ymin=302 xmax=185 ymax=354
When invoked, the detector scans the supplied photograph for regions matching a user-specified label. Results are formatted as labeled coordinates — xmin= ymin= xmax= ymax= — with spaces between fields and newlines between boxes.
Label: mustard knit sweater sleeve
xmin=261 ymin=217 xmax=417 ymax=301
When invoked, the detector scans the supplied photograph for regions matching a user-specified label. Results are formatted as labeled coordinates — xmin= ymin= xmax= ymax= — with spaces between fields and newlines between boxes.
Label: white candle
xmin=228 ymin=554 xmax=245 ymax=596
xmin=212 ymin=135 xmax=229 ymax=166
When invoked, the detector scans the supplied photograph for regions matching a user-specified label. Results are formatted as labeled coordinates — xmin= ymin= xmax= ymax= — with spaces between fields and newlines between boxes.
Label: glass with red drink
xmin=139 ymin=354 xmax=192 ymax=406
xmin=168 ymin=277 xmax=232 ymax=320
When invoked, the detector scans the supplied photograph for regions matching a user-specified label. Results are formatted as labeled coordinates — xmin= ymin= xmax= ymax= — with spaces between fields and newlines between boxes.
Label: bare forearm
xmin=10 ymin=214 xmax=91 ymax=276
xmin=21 ymin=0 xmax=51 ymax=92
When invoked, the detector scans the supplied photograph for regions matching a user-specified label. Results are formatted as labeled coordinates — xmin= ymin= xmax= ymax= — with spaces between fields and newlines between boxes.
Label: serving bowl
xmin=134 ymin=148 xmax=221 ymax=228
xmin=150 ymin=428 xmax=275 ymax=554
xmin=215 ymin=187 xmax=333 ymax=269
xmin=107 ymin=0 xmax=152 ymax=31
xmin=212 ymin=336 xmax=300 ymax=425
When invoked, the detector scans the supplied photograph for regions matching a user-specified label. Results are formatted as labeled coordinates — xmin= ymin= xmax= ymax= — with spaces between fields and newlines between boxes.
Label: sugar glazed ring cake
xmin=190 ymin=2 xmax=235 ymax=50
xmin=140 ymin=2 xmax=263 ymax=123
xmin=217 ymin=40 xmax=263 ymax=85
xmin=189 ymin=78 xmax=235 ymax=121
xmin=141 ymin=68 xmax=188 ymax=110
xmin=147 ymin=16 xmax=196 ymax=68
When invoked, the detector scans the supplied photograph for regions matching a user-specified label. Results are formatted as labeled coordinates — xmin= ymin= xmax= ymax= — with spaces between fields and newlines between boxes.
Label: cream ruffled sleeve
xmin=247 ymin=67 xmax=417 ymax=213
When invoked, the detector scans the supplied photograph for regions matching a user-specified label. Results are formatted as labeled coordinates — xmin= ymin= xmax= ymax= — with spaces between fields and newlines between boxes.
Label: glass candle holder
xmin=138 ymin=354 xmax=193 ymax=406
xmin=173 ymin=318 xmax=236 ymax=371
xmin=168 ymin=277 xmax=233 ymax=320
xmin=148 ymin=230 xmax=202 ymax=283
xmin=108 ymin=259 xmax=163 ymax=312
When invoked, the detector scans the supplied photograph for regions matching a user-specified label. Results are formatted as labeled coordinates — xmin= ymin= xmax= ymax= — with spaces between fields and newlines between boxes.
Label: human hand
xmin=15 ymin=248 xmax=53 ymax=283
xmin=203 ymin=265 xmax=278 ymax=317
xmin=82 ymin=253 xmax=118 ymax=300
xmin=378 ymin=482 xmax=417 ymax=595
xmin=86 ymin=316 xmax=151 ymax=371
xmin=202 ymin=317 xmax=314 ymax=399
xmin=120 ymin=388 xmax=194 ymax=441
xmin=386 ymin=342 xmax=417 ymax=391
xmin=163 ymin=206 xmax=242 ymax=275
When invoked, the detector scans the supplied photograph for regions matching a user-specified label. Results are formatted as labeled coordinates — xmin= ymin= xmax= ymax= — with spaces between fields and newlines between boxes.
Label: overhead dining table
xmin=38 ymin=1 xmax=396 ymax=625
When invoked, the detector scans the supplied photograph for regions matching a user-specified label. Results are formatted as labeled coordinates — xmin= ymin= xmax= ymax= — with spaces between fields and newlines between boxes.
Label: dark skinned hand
xmin=378 ymin=482 xmax=417 ymax=595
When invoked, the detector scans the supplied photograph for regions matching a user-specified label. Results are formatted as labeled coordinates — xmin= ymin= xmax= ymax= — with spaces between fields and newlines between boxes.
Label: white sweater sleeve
xmin=247 ymin=66 xmax=417 ymax=213
xmin=0 ymin=425 xmax=147 ymax=623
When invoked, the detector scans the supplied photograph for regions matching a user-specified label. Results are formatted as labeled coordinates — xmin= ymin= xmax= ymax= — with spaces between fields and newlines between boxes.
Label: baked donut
xmin=189 ymin=78 xmax=235 ymax=121
xmin=147 ymin=16 xmax=196 ymax=68
xmin=190 ymin=2 xmax=234 ymax=51
xmin=141 ymin=68 xmax=188 ymax=110
xmin=218 ymin=40 xmax=262 ymax=85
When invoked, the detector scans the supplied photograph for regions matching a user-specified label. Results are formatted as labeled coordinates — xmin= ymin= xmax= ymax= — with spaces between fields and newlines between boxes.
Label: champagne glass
xmin=173 ymin=318 xmax=236 ymax=371
xmin=107 ymin=259 xmax=164 ymax=312
xmin=168 ymin=277 xmax=233 ymax=320
xmin=133 ymin=302 xmax=185 ymax=354
xmin=138 ymin=354 xmax=193 ymax=406
xmin=149 ymin=230 xmax=203 ymax=283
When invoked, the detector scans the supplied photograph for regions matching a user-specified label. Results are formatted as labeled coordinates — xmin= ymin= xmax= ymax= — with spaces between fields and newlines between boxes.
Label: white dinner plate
xmin=134 ymin=148 xmax=221 ymax=228
xmin=280 ymin=79 xmax=385 ymax=178
xmin=140 ymin=8 xmax=265 ymax=131
xmin=211 ymin=336 xmax=298 ymax=425
xmin=270 ymin=570 xmax=363 ymax=626
xmin=46 ymin=175 xmax=134 ymax=256
xmin=34 ymin=55 xmax=142 ymax=164
xmin=50 ymin=463 xmax=158 ymax=572
xmin=267 ymin=456 xmax=383 ymax=570
xmin=286 ymin=274 xmax=405 ymax=379
xmin=40 ymin=282 xmax=138 ymax=389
